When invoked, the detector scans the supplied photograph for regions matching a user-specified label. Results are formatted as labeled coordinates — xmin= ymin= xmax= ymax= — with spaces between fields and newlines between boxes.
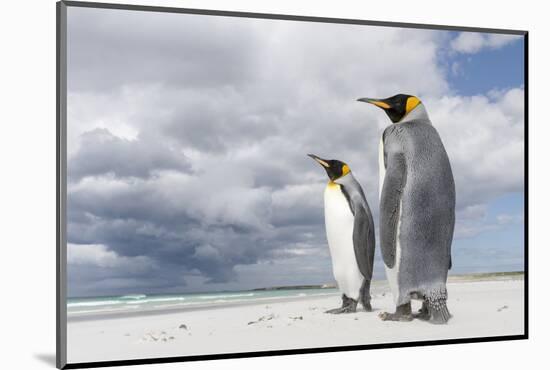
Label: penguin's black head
xmin=357 ymin=94 xmax=422 ymax=123
xmin=307 ymin=154 xmax=350 ymax=182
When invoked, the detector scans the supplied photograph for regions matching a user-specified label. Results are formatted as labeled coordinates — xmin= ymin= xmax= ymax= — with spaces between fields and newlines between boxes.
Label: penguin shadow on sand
xmin=308 ymin=154 xmax=376 ymax=315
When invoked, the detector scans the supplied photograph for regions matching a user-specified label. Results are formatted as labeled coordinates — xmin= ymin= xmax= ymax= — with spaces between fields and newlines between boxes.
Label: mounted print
xmin=56 ymin=1 xmax=528 ymax=368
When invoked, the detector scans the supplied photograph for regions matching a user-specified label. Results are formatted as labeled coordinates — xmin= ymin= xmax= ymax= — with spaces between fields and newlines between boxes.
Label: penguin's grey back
xmin=383 ymin=119 xmax=455 ymax=302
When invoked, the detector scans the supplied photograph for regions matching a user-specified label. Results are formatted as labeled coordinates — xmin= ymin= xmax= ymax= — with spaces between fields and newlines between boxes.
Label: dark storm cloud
xmin=67 ymin=248 xmax=191 ymax=297
xmin=155 ymin=87 xmax=282 ymax=153
xmin=67 ymin=7 xmax=263 ymax=92
xmin=68 ymin=128 xmax=191 ymax=181
xmin=66 ymin=157 xmax=324 ymax=294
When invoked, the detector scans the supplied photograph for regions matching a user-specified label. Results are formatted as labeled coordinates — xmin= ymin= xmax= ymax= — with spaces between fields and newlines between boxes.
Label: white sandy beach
xmin=67 ymin=277 xmax=524 ymax=364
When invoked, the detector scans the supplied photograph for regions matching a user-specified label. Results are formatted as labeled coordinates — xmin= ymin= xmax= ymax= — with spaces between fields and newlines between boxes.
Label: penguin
xmin=357 ymin=94 xmax=455 ymax=324
xmin=308 ymin=154 xmax=375 ymax=313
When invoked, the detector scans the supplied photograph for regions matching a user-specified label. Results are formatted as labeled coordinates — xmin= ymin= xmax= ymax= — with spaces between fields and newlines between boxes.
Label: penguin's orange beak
xmin=307 ymin=154 xmax=330 ymax=168
xmin=357 ymin=97 xmax=391 ymax=109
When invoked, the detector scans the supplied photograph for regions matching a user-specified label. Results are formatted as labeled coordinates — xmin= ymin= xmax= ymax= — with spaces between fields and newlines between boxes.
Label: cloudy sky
xmin=66 ymin=7 xmax=525 ymax=298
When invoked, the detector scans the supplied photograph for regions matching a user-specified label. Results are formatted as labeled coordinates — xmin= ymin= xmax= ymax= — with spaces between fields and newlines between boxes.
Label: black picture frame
xmin=56 ymin=1 xmax=528 ymax=368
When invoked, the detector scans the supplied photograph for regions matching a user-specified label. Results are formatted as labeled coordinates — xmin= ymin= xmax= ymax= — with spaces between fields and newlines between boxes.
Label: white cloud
xmin=67 ymin=89 xmax=141 ymax=157
xmin=496 ymin=213 xmax=524 ymax=225
xmin=427 ymin=88 xmax=524 ymax=209
xmin=450 ymin=32 xmax=521 ymax=54
xmin=67 ymin=243 xmax=155 ymax=269
xmin=454 ymin=207 xmax=524 ymax=239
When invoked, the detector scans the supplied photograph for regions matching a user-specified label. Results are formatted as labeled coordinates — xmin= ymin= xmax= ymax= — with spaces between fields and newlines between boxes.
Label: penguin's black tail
xmin=425 ymin=287 xmax=452 ymax=324
xmin=360 ymin=279 xmax=372 ymax=312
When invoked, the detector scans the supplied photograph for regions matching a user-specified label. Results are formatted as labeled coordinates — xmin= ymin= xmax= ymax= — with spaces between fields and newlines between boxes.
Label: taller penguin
xmin=308 ymin=154 xmax=375 ymax=313
xmin=358 ymin=94 xmax=455 ymax=324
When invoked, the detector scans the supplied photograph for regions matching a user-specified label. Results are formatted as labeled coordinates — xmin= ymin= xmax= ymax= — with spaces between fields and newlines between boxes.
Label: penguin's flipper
xmin=352 ymin=204 xmax=375 ymax=280
xmin=380 ymin=152 xmax=407 ymax=269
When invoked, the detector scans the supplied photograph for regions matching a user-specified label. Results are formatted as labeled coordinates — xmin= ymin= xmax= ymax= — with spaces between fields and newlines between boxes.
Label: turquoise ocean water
xmin=67 ymin=288 xmax=339 ymax=317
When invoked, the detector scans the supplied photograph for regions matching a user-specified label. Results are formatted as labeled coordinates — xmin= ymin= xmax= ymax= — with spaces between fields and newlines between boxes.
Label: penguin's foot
xmin=425 ymin=288 xmax=452 ymax=325
xmin=413 ymin=301 xmax=430 ymax=321
xmin=379 ymin=302 xmax=413 ymax=322
xmin=325 ymin=306 xmax=356 ymax=314
xmin=325 ymin=295 xmax=357 ymax=314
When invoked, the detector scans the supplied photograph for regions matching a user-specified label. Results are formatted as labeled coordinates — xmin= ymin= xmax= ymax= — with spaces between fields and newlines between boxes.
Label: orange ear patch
xmin=342 ymin=164 xmax=350 ymax=176
xmin=405 ymin=96 xmax=421 ymax=114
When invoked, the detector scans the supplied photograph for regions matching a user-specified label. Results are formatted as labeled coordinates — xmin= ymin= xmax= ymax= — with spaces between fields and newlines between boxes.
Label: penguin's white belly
xmin=324 ymin=184 xmax=364 ymax=300
xmin=378 ymin=137 xmax=386 ymax=200
xmin=384 ymin=200 xmax=403 ymax=305
xmin=380 ymin=138 xmax=402 ymax=304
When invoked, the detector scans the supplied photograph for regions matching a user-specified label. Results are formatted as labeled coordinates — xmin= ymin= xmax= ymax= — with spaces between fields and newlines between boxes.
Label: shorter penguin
xmin=308 ymin=154 xmax=375 ymax=313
